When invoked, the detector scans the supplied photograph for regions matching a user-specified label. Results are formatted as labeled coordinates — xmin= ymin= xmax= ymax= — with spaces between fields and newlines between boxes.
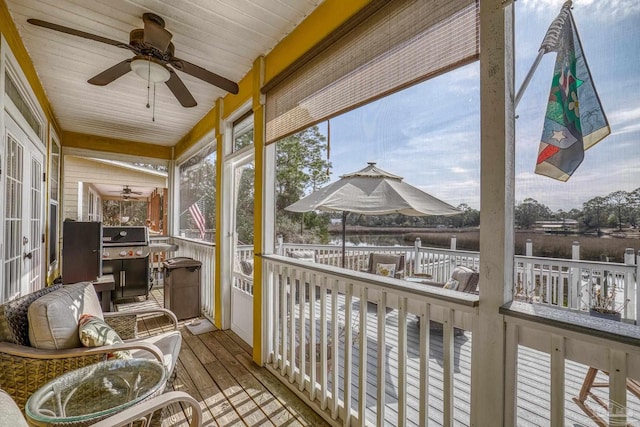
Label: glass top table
xmin=25 ymin=358 xmax=167 ymax=427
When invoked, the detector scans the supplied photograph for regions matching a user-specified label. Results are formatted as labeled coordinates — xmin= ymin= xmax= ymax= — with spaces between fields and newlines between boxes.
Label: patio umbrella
xmin=285 ymin=162 xmax=461 ymax=267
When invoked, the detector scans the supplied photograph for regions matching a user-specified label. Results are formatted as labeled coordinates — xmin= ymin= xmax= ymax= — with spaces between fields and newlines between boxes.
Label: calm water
xmin=329 ymin=233 xmax=412 ymax=247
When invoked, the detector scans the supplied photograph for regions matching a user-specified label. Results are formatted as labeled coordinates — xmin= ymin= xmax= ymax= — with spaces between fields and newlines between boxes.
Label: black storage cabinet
xmin=163 ymin=257 xmax=202 ymax=320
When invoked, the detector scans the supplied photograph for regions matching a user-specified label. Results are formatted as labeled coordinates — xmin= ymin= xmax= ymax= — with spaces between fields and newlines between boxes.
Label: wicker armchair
xmin=0 ymin=282 xmax=181 ymax=411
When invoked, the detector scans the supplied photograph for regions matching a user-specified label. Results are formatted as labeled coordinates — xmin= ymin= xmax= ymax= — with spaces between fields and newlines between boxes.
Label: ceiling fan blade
xmin=88 ymin=59 xmax=132 ymax=86
xmin=27 ymin=19 xmax=133 ymax=51
xmin=170 ymin=57 xmax=239 ymax=94
xmin=166 ymin=69 xmax=197 ymax=107
xmin=142 ymin=13 xmax=172 ymax=52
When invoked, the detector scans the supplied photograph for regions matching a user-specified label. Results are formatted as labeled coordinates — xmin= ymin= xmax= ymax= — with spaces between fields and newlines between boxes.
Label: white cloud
xmin=521 ymin=0 xmax=640 ymax=20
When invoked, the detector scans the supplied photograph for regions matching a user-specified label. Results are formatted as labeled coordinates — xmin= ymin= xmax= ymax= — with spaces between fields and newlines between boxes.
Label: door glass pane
xmin=4 ymin=135 xmax=23 ymax=300
xmin=178 ymin=145 xmax=216 ymax=242
xmin=233 ymin=161 xmax=255 ymax=293
xmin=29 ymin=157 xmax=43 ymax=292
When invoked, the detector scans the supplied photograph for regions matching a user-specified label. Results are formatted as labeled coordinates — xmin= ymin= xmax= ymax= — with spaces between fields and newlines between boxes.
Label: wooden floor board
xmin=117 ymin=289 xmax=328 ymax=427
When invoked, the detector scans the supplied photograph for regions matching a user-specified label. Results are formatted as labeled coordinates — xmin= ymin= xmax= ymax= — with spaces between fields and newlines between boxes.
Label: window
xmin=178 ymin=144 xmax=216 ymax=242
xmin=87 ymin=189 xmax=101 ymax=222
xmin=5 ymin=71 xmax=43 ymax=141
xmin=232 ymin=112 xmax=254 ymax=152
xmin=48 ymin=136 xmax=60 ymax=269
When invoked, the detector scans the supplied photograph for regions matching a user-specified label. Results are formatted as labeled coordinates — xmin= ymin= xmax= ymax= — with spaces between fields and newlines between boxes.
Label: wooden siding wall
xmin=62 ymin=156 xmax=167 ymax=221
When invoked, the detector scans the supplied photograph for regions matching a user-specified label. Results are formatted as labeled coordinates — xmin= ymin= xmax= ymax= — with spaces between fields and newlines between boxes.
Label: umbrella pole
xmin=341 ymin=211 xmax=347 ymax=268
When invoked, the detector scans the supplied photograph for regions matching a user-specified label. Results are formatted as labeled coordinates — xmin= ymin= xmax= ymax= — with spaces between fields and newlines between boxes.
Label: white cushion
xmin=375 ymin=263 xmax=396 ymax=277
xmin=288 ymin=250 xmax=315 ymax=262
xmin=443 ymin=278 xmax=459 ymax=290
xmin=0 ymin=389 xmax=29 ymax=427
xmin=78 ymin=314 xmax=131 ymax=359
xmin=28 ymin=282 xmax=103 ymax=350
xmin=129 ymin=331 xmax=182 ymax=375
xmin=451 ymin=266 xmax=475 ymax=290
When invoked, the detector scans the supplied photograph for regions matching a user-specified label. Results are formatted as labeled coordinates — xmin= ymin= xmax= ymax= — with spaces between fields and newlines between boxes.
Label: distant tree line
xmin=274 ymin=123 xmax=640 ymax=241
xmin=515 ymin=188 xmax=640 ymax=234
xmin=346 ymin=203 xmax=480 ymax=228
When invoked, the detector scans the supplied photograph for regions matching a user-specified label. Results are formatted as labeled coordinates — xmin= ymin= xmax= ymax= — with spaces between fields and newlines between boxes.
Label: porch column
xmin=471 ymin=0 xmax=515 ymax=426
xmin=252 ymin=56 xmax=270 ymax=365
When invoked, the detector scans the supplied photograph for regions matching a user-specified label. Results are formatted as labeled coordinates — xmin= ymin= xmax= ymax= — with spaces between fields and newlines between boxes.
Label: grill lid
xmin=102 ymin=226 xmax=149 ymax=246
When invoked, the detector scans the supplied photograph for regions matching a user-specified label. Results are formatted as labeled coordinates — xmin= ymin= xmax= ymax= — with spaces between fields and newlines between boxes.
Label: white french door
xmin=3 ymin=116 xmax=44 ymax=300
xmin=230 ymin=155 xmax=255 ymax=345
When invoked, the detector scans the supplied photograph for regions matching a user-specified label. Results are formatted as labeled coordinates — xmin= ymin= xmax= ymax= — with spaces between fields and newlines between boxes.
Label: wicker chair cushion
xmin=0 ymin=284 xmax=62 ymax=346
xmin=28 ymin=282 xmax=103 ymax=350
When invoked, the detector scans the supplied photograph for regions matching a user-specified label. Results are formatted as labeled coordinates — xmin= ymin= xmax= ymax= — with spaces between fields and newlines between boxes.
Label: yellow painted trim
xmin=214 ymin=98 xmax=224 ymax=328
xmin=174 ymin=106 xmax=218 ymax=159
xmin=222 ymin=70 xmax=253 ymax=120
xmin=251 ymin=56 xmax=265 ymax=365
xmin=61 ymin=131 xmax=172 ymax=160
xmin=263 ymin=0 xmax=372 ymax=84
xmin=0 ymin=0 xmax=59 ymax=133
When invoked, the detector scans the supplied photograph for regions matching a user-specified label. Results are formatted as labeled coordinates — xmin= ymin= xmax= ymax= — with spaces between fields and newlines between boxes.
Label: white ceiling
xmin=6 ymin=0 xmax=322 ymax=146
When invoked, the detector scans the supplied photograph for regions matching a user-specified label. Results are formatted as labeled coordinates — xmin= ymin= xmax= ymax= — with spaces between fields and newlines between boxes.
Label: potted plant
xmin=588 ymin=278 xmax=629 ymax=321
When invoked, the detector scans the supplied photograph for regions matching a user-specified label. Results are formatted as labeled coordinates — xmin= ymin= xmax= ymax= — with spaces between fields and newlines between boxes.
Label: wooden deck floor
xmin=116 ymin=289 xmax=330 ymax=427
xmin=117 ymin=287 xmax=640 ymax=427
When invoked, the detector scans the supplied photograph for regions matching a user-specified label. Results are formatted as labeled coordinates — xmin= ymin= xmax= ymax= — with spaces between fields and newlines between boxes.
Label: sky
xmin=314 ymin=0 xmax=640 ymax=212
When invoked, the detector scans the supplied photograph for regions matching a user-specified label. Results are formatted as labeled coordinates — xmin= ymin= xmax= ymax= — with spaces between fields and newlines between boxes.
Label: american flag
xmin=189 ymin=199 xmax=206 ymax=239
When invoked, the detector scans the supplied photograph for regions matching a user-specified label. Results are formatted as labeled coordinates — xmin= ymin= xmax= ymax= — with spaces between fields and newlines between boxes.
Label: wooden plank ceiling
xmin=6 ymin=0 xmax=321 ymax=146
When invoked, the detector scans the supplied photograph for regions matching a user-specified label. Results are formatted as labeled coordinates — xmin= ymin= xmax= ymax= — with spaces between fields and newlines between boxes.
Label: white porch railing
xmin=169 ymin=237 xmax=216 ymax=319
xmin=278 ymin=242 xmax=639 ymax=322
xmin=262 ymin=254 xmax=479 ymax=426
xmin=514 ymin=255 xmax=639 ymax=322
xmin=502 ymin=302 xmax=640 ymax=427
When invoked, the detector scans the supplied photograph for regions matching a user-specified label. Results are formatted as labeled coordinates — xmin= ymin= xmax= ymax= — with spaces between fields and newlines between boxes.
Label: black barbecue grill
xmin=101 ymin=226 xmax=150 ymax=301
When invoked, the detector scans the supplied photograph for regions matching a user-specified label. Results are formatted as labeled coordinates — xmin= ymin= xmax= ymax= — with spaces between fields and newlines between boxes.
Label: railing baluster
xmin=320 ymin=277 xmax=328 ymax=410
xmin=443 ymin=308 xmax=454 ymax=427
xmin=269 ymin=261 xmax=277 ymax=366
xmin=343 ymin=282 xmax=353 ymax=427
xmin=398 ymin=296 xmax=407 ymax=427
xmin=288 ymin=266 xmax=295 ymax=381
xmin=299 ymin=268 xmax=307 ymax=390
xmin=309 ymin=271 xmax=317 ymax=400
xmin=377 ymin=291 xmax=387 ymax=426
xmin=331 ymin=280 xmax=339 ymax=419
xmin=280 ymin=264 xmax=287 ymax=375
xmin=610 ymin=349 xmax=627 ymax=426
xmin=550 ymin=334 xmax=565 ymax=426
xmin=419 ymin=303 xmax=430 ymax=427
xmin=358 ymin=286 xmax=368 ymax=427
xmin=504 ymin=322 xmax=518 ymax=426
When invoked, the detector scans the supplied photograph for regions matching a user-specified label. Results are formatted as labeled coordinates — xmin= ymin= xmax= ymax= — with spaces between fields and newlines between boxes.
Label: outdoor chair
xmin=0 ymin=388 xmax=202 ymax=427
xmin=366 ymin=253 xmax=405 ymax=279
xmin=0 ymin=281 xmax=181 ymax=411
xmin=285 ymin=249 xmax=319 ymax=303
xmin=416 ymin=265 xmax=479 ymax=334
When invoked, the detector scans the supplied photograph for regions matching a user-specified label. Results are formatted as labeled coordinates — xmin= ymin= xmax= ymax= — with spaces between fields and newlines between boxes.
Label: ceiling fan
xmin=110 ymin=185 xmax=143 ymax=196
xmin=27 ymin=13 xmax=239 ymax=108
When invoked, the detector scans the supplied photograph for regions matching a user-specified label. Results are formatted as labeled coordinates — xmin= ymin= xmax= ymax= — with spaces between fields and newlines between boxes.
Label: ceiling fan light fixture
xmin=130 ymin=56 xmax=170 ymax=83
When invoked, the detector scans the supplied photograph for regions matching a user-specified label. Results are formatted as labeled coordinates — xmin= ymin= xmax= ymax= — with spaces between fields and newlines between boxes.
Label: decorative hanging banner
xmin=534 ymin=1 xmax=610 ymax=181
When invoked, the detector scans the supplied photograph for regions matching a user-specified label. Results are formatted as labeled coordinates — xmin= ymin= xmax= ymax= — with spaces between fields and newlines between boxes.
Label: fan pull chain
xmin=152 ymin=83 xmax=156 ymax=122
xmin=146 ymin=56 xmax=151 ymax=109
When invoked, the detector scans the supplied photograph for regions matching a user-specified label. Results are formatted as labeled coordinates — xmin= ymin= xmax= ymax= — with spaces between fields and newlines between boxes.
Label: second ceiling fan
xmin=28 ymin=13 xmax=239 ymax=108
